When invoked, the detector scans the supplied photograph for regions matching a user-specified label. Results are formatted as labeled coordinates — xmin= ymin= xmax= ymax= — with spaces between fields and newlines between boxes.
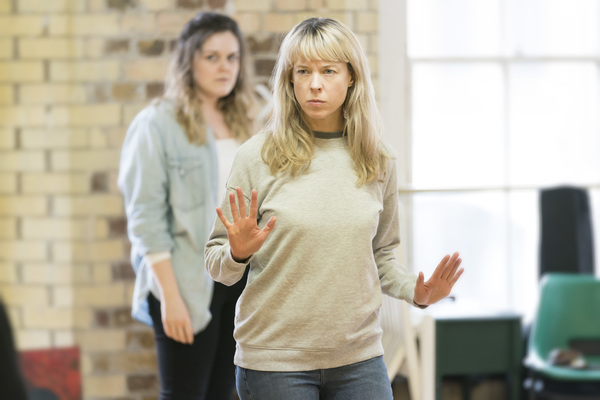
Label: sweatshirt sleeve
xmin=117 ymin=109 xmax=173 ymax=256
xmin=372 ymin=159 xmax=418 ymax=304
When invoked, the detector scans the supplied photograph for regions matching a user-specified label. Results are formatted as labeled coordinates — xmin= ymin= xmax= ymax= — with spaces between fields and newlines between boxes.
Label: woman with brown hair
xmin=118 ymin=12 xmax=258 ymax=400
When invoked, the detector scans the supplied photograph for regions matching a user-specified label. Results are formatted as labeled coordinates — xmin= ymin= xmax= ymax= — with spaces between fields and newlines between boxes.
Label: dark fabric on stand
xmin=0 ymin=298 xmax=28 ymax=400
xmin=539 ymin=186 xmax=595 ymax=278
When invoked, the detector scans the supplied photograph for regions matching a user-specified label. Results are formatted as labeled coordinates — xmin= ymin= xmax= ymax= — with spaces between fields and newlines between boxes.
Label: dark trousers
xmin=148 ymin=271 xmax=247 ymax=400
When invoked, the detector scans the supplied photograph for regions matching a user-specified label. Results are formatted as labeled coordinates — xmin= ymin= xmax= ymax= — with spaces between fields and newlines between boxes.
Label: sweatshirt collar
xmin=313 ymin=130 xmax=344 ymax=139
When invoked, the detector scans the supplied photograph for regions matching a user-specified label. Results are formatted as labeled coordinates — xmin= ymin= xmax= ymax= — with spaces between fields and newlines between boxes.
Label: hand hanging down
xmin=413 ymin=252 xmax=464 ymax=307
xmin=216 ymin=187 xmax=277 ymax=262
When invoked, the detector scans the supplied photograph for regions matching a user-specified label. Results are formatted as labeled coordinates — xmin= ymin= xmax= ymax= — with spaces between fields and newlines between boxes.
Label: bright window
xmin=383 ymin=0 xmax=600 ymax=321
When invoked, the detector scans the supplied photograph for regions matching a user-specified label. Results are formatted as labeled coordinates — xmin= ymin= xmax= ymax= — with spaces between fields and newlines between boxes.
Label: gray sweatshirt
xmin=205 ymin=132 xmax=418 ymax=372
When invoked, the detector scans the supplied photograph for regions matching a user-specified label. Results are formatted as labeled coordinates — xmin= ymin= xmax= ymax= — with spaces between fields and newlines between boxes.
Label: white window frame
xmin=378 ymin=0 xmax=600 ymax=313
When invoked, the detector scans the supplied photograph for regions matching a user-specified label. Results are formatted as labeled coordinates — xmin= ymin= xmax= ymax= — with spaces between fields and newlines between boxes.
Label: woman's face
xmin=291 ymin=58 xmax=353 ymax=132
xmin=192 ymin=31 xmax=241 ymax=102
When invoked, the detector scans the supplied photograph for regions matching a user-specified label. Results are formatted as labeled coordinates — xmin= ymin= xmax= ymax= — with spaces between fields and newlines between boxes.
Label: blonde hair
xmin=163 ymin=12 xmax=257 ymax=145
xmin=261 ymin=17 xmax=389 ymax=185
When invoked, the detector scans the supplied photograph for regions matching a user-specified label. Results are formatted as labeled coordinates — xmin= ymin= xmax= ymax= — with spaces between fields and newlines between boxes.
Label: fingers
xmin=229 ymin=192 xmax=240 ymax=222
xmin=176 ymin=325 xmax=193 ymax=344
xmin=173 ymin=325 xmax=186 ymax=344
xmin=163 ymin=322 xmax=179 ymax=343
xmin=184 ymin=320 xmax=194 ymax=344
xmin=226 ymin=187 xmax=260 ymax=221
xmin=431 ymin=254 xmax=451 ymax=279
xmin=164 ymin=320 xmax=194 ymax=344
xmin=229 ymin=187 xmax=252 ymax=221
xmin=261 ymin=216 xmax=277 ymax=234
xmin=440 ymin=252 xmax=461 ymax=280
xmin=236 ymin=187 xmax=247 ymax=219
xmin=249 ymin=189 xmax=258 ymax=219
xmin=446 ymin=255 xmax=462 ymax=281
xmin=216 ymin=207 xmax=231 ymax=228
xmin=416 ymin=271 xmax=424 ymax=287
xmin=449 ymin=267 xmax=465 ymax=288
xmin=413 ymin=271 xmax=426 ymax=304
xmin=163 ymin=322 xmax=172 ymax=340
xmin=438 ymin=252 xmax=463 ymax=290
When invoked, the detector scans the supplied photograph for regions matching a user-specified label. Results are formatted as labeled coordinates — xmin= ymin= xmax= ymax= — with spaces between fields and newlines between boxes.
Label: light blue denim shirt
xmin=118 ymin=99 xmax=219 ymax=333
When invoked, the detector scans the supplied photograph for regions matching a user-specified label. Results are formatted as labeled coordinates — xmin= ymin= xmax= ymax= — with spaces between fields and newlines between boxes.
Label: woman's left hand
xmin=413 ymin=252 xmax=464 ymax=307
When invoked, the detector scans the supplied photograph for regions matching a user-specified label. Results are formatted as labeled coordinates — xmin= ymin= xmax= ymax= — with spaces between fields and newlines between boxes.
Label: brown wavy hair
xmin=163 ymin=12 xmax=257 ymax=145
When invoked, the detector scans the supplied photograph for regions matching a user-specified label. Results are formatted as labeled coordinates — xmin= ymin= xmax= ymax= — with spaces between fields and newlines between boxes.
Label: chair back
xmin=529 ymin=273 xmax=600 ymax=366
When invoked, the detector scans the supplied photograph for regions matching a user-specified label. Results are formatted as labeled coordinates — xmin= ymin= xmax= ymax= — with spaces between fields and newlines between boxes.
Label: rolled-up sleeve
xmin=118 ymin=110 xmax=173 ymax=256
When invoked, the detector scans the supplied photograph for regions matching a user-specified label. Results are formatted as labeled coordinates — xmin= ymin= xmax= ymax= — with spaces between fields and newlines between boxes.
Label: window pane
xmin=408 ymin=0 xmax=502 ymax=57
xmin=412 ymin=192 xmax=510 ymax=310
xmin=412 ymin=63 xmax=505 ymax=187
xmin=508 ymin=63 xmax=600 ymax=186
xmin=402 ymin=1 xmax=600 ymax=319
xmin=507 ymin=190 xmax=539 ymax=322
xmin=507 ymin=0 xmax=600 ymax=56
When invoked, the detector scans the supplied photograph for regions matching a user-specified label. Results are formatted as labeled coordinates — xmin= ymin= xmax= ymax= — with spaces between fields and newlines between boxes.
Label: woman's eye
xmin=206 ymin=55 xmax=217 ymax=61
xmin=228 ymin=54 xmax=240 ymax=61
xmin=297 ymin=70 xmax=308 ymax=75
xmin=325 ymin=69 xmax=335 ymax=75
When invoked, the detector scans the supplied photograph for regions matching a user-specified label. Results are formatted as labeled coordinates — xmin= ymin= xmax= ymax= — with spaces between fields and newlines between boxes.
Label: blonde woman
xmin=205 ymin=17 xmax=464 ymax=399
xmin=118 ymin=12 xmax=257 ymax=400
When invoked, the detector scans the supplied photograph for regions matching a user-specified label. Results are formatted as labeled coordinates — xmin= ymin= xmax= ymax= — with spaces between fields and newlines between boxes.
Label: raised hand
xmin=216 ymin=187 xmax=276 ymax=262
xmin=413 ymin=252 xmax=464 ymax=306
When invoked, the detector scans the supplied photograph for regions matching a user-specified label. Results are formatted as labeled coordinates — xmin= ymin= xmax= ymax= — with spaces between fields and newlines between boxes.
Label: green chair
xmin=524 ymin=273 xmax=600 ymax=399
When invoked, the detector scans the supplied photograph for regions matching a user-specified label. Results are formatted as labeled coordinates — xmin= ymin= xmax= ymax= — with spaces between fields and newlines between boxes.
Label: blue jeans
xmin=235 ymin=356 xmax=393 ymax=400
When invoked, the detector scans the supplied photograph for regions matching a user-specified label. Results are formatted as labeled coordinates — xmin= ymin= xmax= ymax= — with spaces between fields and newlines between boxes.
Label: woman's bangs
xmin=287 ymin=31 xmax=347 ymax=66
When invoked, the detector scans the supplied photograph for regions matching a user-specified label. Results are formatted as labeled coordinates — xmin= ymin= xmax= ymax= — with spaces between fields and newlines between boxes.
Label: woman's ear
xmin=347 ymin=63 xmax=355 ymax=87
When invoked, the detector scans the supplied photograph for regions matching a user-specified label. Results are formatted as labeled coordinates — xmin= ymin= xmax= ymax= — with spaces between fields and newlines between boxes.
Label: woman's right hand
xmin=150 ymin=258 xmax=194 ymax=344
xmin=216 ymin=187 xmax=276 ymax=262
xmin=160 ymin=292 xmax=194 ymax=344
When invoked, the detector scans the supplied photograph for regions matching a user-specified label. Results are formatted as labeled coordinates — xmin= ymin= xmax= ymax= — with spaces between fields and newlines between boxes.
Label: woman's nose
xmin=217 ymin=57 xmax=235 ymax=71
xmin=309 ymin=75 xmax=323 ymax=90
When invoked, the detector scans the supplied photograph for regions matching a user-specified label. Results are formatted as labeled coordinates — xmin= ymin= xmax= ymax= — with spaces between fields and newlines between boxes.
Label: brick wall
xmin=0 ymin=0 xmax=379 ymax=399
